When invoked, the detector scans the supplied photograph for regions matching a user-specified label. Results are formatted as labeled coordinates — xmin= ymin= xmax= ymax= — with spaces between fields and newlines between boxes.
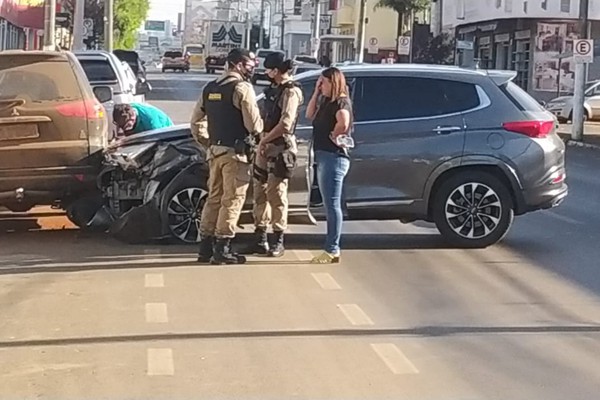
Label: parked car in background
xmin=293 ymin=55 xmax=318 ymax=64
xmin=161 ymin=50 xmax=190 ymax=73
xmin=252 ymin=48 xmax=285 ymax=84
xmin=293 ymin=62 xmax=322 ymax=75
xmin=205 ymin=54 xmax=226 ymax=74
xmin=0 ymin=51 xmax=112 ymax=224
xmin=91 ymin=65 xmax=567 ymax=248
xmin=545 ymin=80 xmax=600 ymax=122
xmin=113 ymin=49 xmax=152 ymax=99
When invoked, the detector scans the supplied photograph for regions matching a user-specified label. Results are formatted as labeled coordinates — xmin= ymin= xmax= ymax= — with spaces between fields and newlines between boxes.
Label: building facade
xmin=436 ymin=0 xmax=600 ymax=100
xmin=0 ymin=0 xmax=47 ymax=50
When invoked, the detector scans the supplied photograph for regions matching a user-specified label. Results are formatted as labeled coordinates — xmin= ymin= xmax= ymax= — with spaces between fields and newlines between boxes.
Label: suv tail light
xmin=57 ymin=99 xmax=105 ymax=120
xmin=502 ymin=120 xmax=554 ymax=138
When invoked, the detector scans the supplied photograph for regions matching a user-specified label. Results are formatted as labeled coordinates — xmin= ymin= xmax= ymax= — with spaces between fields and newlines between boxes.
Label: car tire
xmin=65 ymin=195 xmax=104 ymax=231
xmin=161 ymin=68 xmax=165 ymax=73
xmin=160 ymin=174 xmax=208 ymax=244
xmin=568 ymin=109 xmax=589 ymax=122
xmin=432 ymin=171 xmax=514 ymax=248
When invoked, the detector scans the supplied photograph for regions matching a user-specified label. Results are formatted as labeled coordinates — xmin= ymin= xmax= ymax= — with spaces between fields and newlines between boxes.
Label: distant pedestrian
xmin=113 ymin=103 xmax=173 ymax=137
xmin=190 ymin=48 xmax=263 ymax=265
xmin=305 ymin=67 xmax=353 ymax=264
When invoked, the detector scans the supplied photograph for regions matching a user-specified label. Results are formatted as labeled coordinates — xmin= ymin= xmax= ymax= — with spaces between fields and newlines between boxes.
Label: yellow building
xmin=320 ymin=0 xmax=429 ymax=63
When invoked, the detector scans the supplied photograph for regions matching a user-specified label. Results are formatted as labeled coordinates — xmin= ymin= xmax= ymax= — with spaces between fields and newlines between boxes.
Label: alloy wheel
xmin=166 ymin=187 xmax=207 ymax=243
xmin=444 ymin=182 xmax=502 ymax=240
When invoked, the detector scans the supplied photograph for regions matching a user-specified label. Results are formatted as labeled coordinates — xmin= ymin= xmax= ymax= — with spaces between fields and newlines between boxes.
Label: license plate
xmin=0 ymin=124 xmax=39 ymax=141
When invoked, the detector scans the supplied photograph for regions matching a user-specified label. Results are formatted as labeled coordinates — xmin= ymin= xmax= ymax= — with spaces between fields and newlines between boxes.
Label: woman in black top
xmin=306 ymin=67 xmax=353 ymax=264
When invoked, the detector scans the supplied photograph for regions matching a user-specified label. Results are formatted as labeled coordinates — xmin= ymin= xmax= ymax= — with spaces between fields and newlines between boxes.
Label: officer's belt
xmin=210 ymin=139 xmax=237 ymax=147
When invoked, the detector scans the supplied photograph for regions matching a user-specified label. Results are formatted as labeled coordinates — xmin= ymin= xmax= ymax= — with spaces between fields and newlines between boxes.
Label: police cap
xmin=227 ymin=48 xmax=254 ymax=64
xmin=264 ymin=52 xmax=286 ymax=70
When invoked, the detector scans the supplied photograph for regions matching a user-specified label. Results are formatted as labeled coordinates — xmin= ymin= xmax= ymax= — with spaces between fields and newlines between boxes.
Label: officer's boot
xmin=268 ymin=231 xmax=285 ymax=258
xmin=197 ymin=235 xmax=214 ymax=263
xmin=211 ymin=238 xmax=247 ymax=265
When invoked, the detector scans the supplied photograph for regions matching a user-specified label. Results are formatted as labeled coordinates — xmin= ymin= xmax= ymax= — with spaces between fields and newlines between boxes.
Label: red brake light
xmin=56 ymin=100 xmax=105 ymax=120
xmin=502 ymin=120 xmax=555 ymax=138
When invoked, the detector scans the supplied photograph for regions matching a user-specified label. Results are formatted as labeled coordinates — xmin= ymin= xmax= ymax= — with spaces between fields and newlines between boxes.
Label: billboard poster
xmin=532 ymin=22 xmax=579 ymax=93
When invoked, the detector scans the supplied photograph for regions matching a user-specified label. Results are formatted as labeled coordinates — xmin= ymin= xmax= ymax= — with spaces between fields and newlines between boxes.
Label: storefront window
xmin=512 ymin=39 xmax=531 ymax=91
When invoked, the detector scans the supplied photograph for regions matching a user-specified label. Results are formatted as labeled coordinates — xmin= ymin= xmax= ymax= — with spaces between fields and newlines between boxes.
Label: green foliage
xmin=114 ymin=0 xmax=150 ymax=49
xmin=414 ymin=33 xmax=455 ymax=65
xmin=374 ymin=0 xmax=430 ymax=14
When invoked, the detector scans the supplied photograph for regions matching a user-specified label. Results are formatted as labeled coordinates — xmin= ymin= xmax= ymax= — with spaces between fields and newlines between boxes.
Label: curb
xmin=557 ymin=132 xmax=600 ymax=150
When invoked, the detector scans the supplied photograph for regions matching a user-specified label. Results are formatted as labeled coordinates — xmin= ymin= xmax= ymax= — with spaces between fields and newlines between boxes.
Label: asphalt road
xmin=1 ymin=71 xmax=600 ymax=399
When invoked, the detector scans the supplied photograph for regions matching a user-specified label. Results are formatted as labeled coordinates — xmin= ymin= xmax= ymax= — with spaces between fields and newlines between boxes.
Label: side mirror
xmin=538 ymin=100 xmax=547 ymax=107
xmin=136 ymin=79 xmax=152 ymax=95
xmin=93 ymin=86 xmax=113 ymax=103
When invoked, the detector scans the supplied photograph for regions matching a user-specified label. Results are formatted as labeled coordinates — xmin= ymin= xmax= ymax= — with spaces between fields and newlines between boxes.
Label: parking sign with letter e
xmin=574 ymin=39 xmax=594 ymax=64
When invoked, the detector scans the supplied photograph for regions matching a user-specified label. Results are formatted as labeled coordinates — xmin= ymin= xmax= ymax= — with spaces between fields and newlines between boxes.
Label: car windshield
xmin=164 ymin=51 xmax=182 ymax=58
xmin=79 ymin=59 xmax=118 ymax=82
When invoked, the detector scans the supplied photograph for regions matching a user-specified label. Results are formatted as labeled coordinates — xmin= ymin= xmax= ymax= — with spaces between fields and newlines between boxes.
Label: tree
xmin=413 ymin=32 xmax=455 ymax=65
xmin=374 ymin=0 xmax=430 ymax=44
xmin=114 ymin=0 xmax=150 ymax=49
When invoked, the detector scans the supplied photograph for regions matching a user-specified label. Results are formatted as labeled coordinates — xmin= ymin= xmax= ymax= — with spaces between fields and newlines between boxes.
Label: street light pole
xmin=43 ymin=0 xmax=56 ymax=50
xmin=259 ymin=0 xmax=265 ymax=48
xmin=72 ymin=0 xmax=86 ymax=51
xmin=355 ymin=0 xmax=367 ymax=63
xmin=572 ymin=0 xmax=590 ymax=142
xmin=311 ymin=0 xmax=321 ymax=59
xmin=104 ymin=0 xmax=114 ymax=51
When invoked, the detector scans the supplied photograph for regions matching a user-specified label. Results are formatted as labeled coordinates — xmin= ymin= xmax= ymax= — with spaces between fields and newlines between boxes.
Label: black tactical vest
xmin=202 ymin=78 xmax=249 ymax=147
xmin=263 ymin=80 xmax=301 ymax=133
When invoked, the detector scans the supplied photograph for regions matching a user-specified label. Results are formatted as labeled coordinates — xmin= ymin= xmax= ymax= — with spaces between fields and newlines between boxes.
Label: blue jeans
xmin=315 ymin=150 xmax=350 ymax=255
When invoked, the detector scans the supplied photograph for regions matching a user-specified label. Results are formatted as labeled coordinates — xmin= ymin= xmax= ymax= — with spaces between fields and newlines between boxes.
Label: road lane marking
xmin=311 ymin=273 xmax=342 ymax=290
xmin=145 ymin=274 xmax=164 ymax=288
xmin=545 ymin=211 xmax=583 ymax=225
xmin=147 ymin=348 xmax=174 ymax=376
xmin=337 ymin=304 xmax=374 ymax=326
xmin=371 ymin=343 xmax=419 ymax=375
xmin=145 ymin=303 xmax=168 ymax=323
xmin=292 ymin=250 xmax=317 ymax=262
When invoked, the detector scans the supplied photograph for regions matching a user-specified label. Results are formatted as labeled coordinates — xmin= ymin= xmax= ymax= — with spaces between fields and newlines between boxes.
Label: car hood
xmin=547 ymin=96 xmax=573 ymax=104
xmin=108 ymin=124 xmax=193 ymax=150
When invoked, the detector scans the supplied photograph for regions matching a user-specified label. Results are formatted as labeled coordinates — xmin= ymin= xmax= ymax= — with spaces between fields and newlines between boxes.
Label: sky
xmin=148 ymin=0 xmax=185 ymax=24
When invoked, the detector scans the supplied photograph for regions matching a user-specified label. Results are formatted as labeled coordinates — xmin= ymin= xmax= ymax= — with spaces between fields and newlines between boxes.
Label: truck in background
xmin=204 ymin=20 xmax=246 ymax=74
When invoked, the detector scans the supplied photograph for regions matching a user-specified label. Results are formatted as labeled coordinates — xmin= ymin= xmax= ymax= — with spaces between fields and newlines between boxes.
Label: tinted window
xmin=164 ymin=51 xmax=183 ymax=58
xmin=502 ymin=81 xmax=545 ymax=111
xmin=79 ymin=59 xmax=118 ymax=82
xmin=0 ymin=60 xmax=82 ymax=101
xmin=258 ymin=50 xmax=282 ymax=58
xmin=355 ymin=77 xmax=480 ymax=121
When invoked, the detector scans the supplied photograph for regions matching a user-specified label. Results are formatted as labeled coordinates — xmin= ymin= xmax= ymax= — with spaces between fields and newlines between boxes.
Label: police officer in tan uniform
xmin=248 ymin=52 xmax=303 ymax=257
xmin=190 ymin=48 xmax=263 ymax=265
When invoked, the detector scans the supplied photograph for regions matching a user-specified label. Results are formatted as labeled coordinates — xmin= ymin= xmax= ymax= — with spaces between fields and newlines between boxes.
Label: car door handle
xmin=433 ymin=126 xmax=463 ymax=135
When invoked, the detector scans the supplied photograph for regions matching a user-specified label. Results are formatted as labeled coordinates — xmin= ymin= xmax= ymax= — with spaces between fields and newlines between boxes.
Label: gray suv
xmin=98 ymin=64 xmax=568 ymax=248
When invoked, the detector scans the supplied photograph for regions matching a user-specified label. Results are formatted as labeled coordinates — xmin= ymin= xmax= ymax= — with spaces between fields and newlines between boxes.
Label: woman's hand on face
xmin=314 ymin=76 xmax=323 ymax=96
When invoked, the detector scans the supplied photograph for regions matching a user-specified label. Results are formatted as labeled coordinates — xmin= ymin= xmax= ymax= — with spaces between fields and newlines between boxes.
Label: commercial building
xmin=0 ymin=0 xmax=47 ymax=50
xmin=435 ymin=0 xmax=600 ymax=100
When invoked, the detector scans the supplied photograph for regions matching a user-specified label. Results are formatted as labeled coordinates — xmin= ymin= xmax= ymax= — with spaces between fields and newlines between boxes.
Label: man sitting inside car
xmin=113 ymin=103 xmax=174 ymax=137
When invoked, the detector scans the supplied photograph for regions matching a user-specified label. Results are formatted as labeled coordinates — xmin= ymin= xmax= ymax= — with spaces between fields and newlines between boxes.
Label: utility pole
xmin=311 ymin=0 xmax=321 ymax=59
xmin=43 ymin=0 xmax=56 ymax=50
xmin=245 ymin=0 xmax=251 ymax=49
xmin=280 ymin=0 xmax=285 ymax=51
xmin=72 ymin=0 xmax=85 ymax=51
xmin=104 ymin=0 xmax=114 ymax=51
xmin=572 ymin=0 xmax=590 ymax=142
xmin=408 ymin=9 xmax=414 ymax=63
xmin=259 ymin=0 xmax=265 ymax=48
xmin=355 ymin=0 xmax=367 ymax=63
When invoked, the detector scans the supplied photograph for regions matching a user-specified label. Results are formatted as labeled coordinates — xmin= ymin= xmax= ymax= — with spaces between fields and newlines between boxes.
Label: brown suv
xmin=0 ymin=51 xmax=112 ymax=224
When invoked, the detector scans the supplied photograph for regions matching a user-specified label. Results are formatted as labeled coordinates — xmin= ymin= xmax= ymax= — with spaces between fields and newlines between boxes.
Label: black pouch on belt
xmin=273 ymin=150 xmax=297 ymax=179
xmin=233 ymin=139 xmax=246 ymax=155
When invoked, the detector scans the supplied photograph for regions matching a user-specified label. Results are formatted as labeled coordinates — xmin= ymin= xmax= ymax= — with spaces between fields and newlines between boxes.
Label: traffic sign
xmin=398 ymin=36 xmax=411 ymax=56
xmin=367 ymin=37 xmax=378 ymax=54
xmin=83 ymin=18 xmax=94 ymax=39
xmin=574 ymin=39 xmax=594 ymax=64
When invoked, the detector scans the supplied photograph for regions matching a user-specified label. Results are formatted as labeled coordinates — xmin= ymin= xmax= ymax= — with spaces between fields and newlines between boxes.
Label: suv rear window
xmin=356 ymin=77 xmax=480 ymax=121
xmin=503 ymin=81 xmax=545 ymax=111
xmin=0 ymin=59 xmax=82 ymax=101
xmin=79 ymin=59 xmax=118 ymax=82
xmin=164 ymin=51 xmax=182 ymax=58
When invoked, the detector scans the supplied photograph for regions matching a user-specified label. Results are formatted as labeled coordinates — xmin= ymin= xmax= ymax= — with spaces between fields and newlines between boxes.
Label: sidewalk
xmin=558 ymin=122 xmax=600 ymax=149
